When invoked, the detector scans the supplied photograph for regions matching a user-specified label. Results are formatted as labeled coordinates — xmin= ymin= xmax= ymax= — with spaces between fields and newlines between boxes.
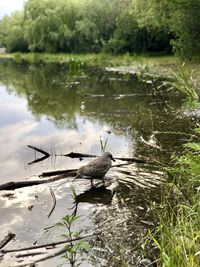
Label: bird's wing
xmin=78 ymin=160 xmax=111 ymax=178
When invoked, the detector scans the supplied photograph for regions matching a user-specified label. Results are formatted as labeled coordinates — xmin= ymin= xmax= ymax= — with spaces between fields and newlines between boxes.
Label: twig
xmin=1 ymin=234 xmax=95 ymax=253
xmin=140 ymin=136 xmax=161 ymax=150
xmin=114 ymin=157 xmax=147 ymax=163
xmin=28 ymin=155 xmax=50 ymax=165
xmin=28 ymin=145 xmax=50 ymax=157
xmin=28 ymin=145 xmax=51 ymax=165
xmin=47 ymin=188 xmax=56 ymax=217
xmin=0 ymin=232 xmax=16 ymax=249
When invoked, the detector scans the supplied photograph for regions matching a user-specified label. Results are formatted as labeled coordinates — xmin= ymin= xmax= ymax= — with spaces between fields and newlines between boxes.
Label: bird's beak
xmin=111 ymin=156 xmax=115 ymax=162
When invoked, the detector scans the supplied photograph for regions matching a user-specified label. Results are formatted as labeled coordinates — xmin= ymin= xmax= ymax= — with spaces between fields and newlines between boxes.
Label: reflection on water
xmin=0 ymin=60 xmax=197 ymax=266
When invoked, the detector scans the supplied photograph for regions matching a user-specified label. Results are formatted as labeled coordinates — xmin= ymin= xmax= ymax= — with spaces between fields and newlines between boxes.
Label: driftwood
xmin=47 ymin=188 xmax=56 ymax=218
xmin=0 ymin=232 xmax=16 ymax=249
xmin=1 ymin=234 xmax=95 ymax=253
xmin=0 ymin=171 xmax=76 ymax=191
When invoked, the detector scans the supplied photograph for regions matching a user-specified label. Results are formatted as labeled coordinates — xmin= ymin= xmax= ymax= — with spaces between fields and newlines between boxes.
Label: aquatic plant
xmin=55 ymin=187 xmax=90 ymax=267
xmin=99 ymin=138 xmax=108 ymax=154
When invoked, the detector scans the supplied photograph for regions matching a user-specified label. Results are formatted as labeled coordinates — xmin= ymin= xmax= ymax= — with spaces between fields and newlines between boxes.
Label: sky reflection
xmin=0 ymin=84 xmax=129 ymax=183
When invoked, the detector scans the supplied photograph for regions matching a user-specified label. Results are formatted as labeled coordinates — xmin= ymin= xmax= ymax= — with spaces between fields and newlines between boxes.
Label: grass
xmin=160 ymin=66 xmax=199 ymax=101
xmin=150 ymin=131 xmax=200 ymax=267
xmin=1 ymin=52 xmax=200 ymax=82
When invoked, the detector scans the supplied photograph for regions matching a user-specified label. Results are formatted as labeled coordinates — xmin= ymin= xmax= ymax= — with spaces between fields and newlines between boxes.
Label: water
xmin=0 ymin=60 xmax=197 ymax=266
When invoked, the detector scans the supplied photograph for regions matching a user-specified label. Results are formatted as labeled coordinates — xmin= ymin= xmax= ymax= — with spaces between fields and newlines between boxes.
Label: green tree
xmin=76 ymin=0 xmax=128 ymax=52
xmin=0 ymin=12 xmax=28 ymax=52
xmin=132 ymin=0 xmax=200 ymax=58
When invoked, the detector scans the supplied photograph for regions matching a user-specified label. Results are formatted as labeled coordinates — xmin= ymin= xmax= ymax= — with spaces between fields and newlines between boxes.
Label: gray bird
xmin=75 ymin=152 xmax=115 ymax=187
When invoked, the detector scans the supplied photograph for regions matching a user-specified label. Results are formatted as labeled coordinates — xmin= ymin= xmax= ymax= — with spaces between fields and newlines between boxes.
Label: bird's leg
xmin=90 ymin=178 xmax=94 ymax=188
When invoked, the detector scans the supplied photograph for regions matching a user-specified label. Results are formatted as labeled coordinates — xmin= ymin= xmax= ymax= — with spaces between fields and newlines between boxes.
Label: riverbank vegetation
xmin=150 ymin=134 xmax=200 ymax=267
xmin=0 ymin=0 xmax=200 ymax=59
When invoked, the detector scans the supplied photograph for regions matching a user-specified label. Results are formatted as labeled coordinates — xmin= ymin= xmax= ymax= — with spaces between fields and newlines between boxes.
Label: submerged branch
xmin=64 ymin=152 xmax=96 ymax=158
xmin=13 ymin=247 xmax=67 ymax=267
xmin=0 ymin=171 xmax=76 ymax=191
xmin=40 ymin=169 xmax=77 ymax=178
xmin=0 ymin=232 xmax=16 ymax=249
xmin=27 ymin=145 xmax=50 ymax=157
xmin=28 ymin=155 xmax=50 ymax=165
xmin=28 ymin=145 xmax=50 ymax=165
xmin=15 ymin=251 xmax=47 ymax=258
xmin=1 ymin=234 xmax=95 ymax=253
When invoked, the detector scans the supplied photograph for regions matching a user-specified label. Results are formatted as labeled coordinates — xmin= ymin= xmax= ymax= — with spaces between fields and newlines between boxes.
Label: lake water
xmin=0 ymin=60 xmax=197 ymax=266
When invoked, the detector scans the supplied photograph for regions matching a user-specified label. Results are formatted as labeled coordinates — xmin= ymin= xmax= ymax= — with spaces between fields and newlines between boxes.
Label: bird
xmin=75 ymin=152 xmax=115 ymax=187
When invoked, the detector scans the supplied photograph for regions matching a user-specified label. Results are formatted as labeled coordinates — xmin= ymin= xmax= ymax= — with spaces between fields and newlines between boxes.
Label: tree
xmin=0 ymin=12 xmax=28 ymax=52
xmin=132 ymin=0 xmax=200 ymax=58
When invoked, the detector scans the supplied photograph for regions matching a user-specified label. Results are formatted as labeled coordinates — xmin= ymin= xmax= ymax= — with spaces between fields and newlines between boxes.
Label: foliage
xmin=0 ymin=0 xmax=173 ymax=55
xmin=150 ymin=133 xmax=200 ymax=267
xmin=1 ymin=0 xmax=200 ymax=57
xmin=132 ymin=0 xmax=200 ymax=58
xmin=0 ymin=12 xmax=28 ymax=52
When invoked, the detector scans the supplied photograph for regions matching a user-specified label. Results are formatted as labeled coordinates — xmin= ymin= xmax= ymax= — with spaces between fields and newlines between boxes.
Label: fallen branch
xmin=47 ymin=188 xmax=56 ymax=218
xmin=114 ymin=157 xmax=147 ymax=163
xmin=0 ymin=171 xmax=76 ymax=191
xmin=28 ymin=145 xmax=50 ymax=157
xmin=28 ymin=155 xmax=50 ymax=165
xmin=28 ymin=145 xmax=50 ymax=165
xmin=65 ymin=152 xmax=147 ymax=163
xmin=40 ymin=169 xmax=77 ymax=178
xmin=64 ymin=152 xmax=96 ymax=158
xmin=0 ymin=232 xmax=16 ymax=249
xmin=1 ymin=234 xmax=95 ymax=253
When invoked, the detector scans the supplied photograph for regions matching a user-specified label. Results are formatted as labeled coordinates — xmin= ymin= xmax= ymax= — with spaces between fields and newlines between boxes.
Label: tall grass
xmin=151 ymin=133 xmax=200 ymax=267
xmin=162 ymin=67 xmax=199 ymax=101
